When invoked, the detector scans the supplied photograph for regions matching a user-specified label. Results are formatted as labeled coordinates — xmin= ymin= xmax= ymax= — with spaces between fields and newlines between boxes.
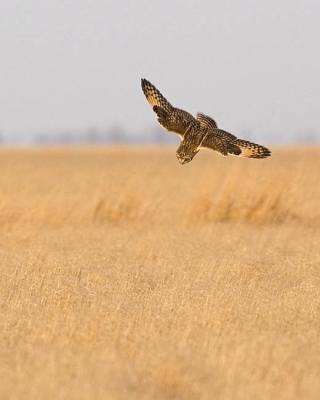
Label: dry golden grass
xmin=0 ymin=146 xmax=320 ymax=400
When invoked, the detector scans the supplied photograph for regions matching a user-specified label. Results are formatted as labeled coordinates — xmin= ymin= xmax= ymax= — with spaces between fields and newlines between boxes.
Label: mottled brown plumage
xmin=141 ymin=78 xmax=195 ymax=136
xmin=141 ymin=79 xmax=271 ymax=164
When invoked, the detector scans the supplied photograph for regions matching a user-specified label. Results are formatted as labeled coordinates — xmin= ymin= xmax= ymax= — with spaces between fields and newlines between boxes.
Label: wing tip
xmin=141 ymin=78 xmax=151 ymax=89
xmin=256 ymin=145 xmax=271 ymax=158
xmin=233 ymin=139 xmax=272 ymax=159
xmin=262 ymin=147 xmax=272 ymax=158
xmin=245 ymin=145 xmax=272 ymax=159
xmin=141 ymin=78 xmax=155 ymax=98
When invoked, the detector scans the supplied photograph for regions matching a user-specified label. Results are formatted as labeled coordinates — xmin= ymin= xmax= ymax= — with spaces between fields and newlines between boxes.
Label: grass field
xmin=0 ymin=146 xmax=320 ymax=399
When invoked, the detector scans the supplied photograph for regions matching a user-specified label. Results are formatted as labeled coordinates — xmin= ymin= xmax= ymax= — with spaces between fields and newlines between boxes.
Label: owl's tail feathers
xmin=229 ymin=139 xmax=271 ymax=159
xmin=141 ymin=78 xmax=174 ymax=113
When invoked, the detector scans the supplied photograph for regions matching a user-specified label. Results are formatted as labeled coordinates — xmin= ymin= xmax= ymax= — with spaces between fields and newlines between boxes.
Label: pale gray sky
xmin=1 ymin=0 xmax=319 ymax=142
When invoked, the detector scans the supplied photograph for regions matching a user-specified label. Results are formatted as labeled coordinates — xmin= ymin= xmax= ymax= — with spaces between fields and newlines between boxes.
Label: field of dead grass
xmin=0 ymin=146 xmax=319 ymax=399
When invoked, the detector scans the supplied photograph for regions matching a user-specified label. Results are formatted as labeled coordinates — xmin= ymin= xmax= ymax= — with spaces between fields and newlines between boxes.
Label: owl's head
xmin=176 ymin=149 xmax=198 ymax=165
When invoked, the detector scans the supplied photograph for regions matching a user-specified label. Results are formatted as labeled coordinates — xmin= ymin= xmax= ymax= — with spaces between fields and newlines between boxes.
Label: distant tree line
xmin=0 ymin=126 xmax=318 ymax=145
xmin=0 ymin=125 xmax=178 ymax=145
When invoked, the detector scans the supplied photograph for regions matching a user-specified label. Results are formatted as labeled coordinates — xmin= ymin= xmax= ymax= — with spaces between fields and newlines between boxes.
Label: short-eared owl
xmin=141 ymin=78 xmax=271 ymax=164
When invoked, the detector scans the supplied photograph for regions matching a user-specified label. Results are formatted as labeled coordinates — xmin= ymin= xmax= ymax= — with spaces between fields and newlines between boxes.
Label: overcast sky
xmin=1 ymin=0 xmax=319 ymax=142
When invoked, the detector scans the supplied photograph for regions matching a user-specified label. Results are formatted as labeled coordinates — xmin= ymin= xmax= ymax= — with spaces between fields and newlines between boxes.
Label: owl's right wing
xmin=141 ymin=79 xmax=195 ymax=135
xmin=141 ymin=79 xmax=174 ymax=113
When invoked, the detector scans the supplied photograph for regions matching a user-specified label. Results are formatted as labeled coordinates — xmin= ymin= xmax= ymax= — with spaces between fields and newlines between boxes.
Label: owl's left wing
xmin=201 ymin=129 xmax=271 ymax=158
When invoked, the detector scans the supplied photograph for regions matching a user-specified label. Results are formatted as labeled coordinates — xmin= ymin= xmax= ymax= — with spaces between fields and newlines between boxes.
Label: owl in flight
xmin=141 ymin=78 xmax=271 ymax=164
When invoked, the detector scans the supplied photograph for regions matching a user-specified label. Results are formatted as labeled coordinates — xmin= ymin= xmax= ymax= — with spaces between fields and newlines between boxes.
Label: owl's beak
xmin=177 ymin=156 xmax=192 ymax=165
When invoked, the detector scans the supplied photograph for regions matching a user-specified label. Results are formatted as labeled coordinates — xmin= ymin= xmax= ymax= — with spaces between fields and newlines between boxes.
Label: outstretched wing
xmin=141 ymin=79 xmax=173 ymax=113
xmin=141 ymin=78 xmax=195 ymax=135
xmin=200 ymin=129 xmax=235 ymax=156
xmin=201 ymin=128 xmax=271 ymax=159
xmin=229 ymin=138 xmax=271 ymax=158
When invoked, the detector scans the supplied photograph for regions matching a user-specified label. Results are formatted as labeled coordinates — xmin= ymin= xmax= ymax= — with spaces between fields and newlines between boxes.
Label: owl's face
xmin=176 ymin=149 xmax=198 ymax=165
